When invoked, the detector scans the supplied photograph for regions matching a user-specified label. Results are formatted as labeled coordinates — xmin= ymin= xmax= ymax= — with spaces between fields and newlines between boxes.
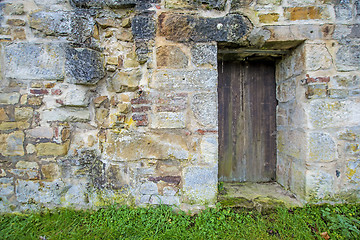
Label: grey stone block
xmin=29 ymin=11 xmax=73 ymax=36
xmin=16 ymin=180 xmax=40 ymax=203
xmin=66 ymin=47 xmax=105 ymax=85
xmin=152 ymin=69 xmax=217 ymax=91
xmin=308 ymin=132 xmax=337 ymax=163
xmin=0 ymin=178 xmax=14 ymax=196
xmin=132 ymin=14 xmax=155 ymax=40
xmin=336 ymin=44 xmax=360 ymax=71
xmin=0 ymin=93 xmax=20 ymax=105
xmin=183 ymin=166 xmax=217 ymax=204
xmin=5 ymin=43 xmax=66 ymax=80
xmin=335 ymin=0 xmax=353 ymax=21
xmin=191 ymin=44 xmax=217 ymax=67
xmin=42 ymin=108 xmax=91 ymax=122
xmin=191 ymin=92 xmax=218 ymax=128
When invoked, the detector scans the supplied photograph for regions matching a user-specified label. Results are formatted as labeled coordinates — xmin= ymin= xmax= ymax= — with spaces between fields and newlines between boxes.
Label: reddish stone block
xmin=132 ymin=106 xmax=151 ymax=112
xmin=305 ymin=75 xmax=330 ymax=84
xmin=30 ymin=89 xmax=49 ymax=95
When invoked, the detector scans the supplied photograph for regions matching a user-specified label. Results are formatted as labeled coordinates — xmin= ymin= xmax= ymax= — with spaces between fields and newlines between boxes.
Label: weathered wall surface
xmin=0 ymin=0 xmax=359 ymax=212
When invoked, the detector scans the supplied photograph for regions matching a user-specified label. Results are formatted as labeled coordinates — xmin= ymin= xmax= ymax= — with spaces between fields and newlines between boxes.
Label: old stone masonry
xmin=0 ymin=0 xmax=359 ymax=212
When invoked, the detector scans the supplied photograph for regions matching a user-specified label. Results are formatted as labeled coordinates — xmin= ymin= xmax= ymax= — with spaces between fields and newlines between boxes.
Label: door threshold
xmin=218 ymin=182 xmax=302 ymax=211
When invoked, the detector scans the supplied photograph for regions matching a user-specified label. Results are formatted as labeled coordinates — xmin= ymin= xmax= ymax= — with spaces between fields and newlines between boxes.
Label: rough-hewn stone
xmin=158 ymin=13 xmax=251 ymax=43
xmin=108 ymin=70 xmax=141 ymax=92
xmin=157 ymin=45 xmax=188 ymax=68
xmin=0 ymin=131 xmax=25 ymax=156
xmin=35 ymin=142 xmax=69 ymax=156
xmin=5 ymin=43 xmax=65 ymax=80
xmin=66 ymin=47 xmax=105 ymax=85
xmin=29 ymin=11 xmax=73 ymax=36
xmin=191 ymin=44 xmax=217 ymax=67
xmin=132 ymin=14 xmax=155 ymax=40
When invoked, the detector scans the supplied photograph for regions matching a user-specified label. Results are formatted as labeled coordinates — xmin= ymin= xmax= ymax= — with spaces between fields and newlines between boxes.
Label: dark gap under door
xmin=218 ymin=60 xmax=277 ymax=183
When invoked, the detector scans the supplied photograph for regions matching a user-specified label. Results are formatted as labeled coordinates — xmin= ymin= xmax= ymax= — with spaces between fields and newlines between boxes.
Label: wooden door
xmin=218 ymin=60 xmax=277 ymax=182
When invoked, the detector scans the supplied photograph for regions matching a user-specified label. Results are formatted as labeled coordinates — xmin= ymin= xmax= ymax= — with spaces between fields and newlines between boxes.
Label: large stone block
xmin=284 ymin=7 xmax=325 ymax=21
xmin=108 ymin=70 xmax=141 ymax=92
xmin=5 ymin=43 xmax=65 ymax=80
xmin=157 ymin=45 xmax=188 ymax=69
xmin=16 ymin=180 xmax=40 ymax=203
xmin=66 ymin=47 xmax=105 ymax=85
xmin=305 ymin=44 xmax=332 ymax=71
xmin=42 ymin=108 xmax=90 ymax=122
xmin=35 ymin=142 xmax=69 ymax=156
xmin=334 ymin=1 xmax=353 ymax=21
xmin=63 ymin=87 xmax=90 ymax=107
xmin=14 ymin=107 xmax=33 ymax=121
xmin=39 ymin=180 xmax=64 ymax=204
xmin=0 ymin=131 xmax=24 ymax=156
xmin=25 ymin=127 xmax=53 ymax=139
xmin=289 ymin=157 xmax=306 ymax=199
xmin=307 ymin=99 xmax=360 ymax=129
xmin=104 ymin=132 xmax=190 ymax=161
xmin=306 ymin=167 xmax=335 ymax=200
xmin=0 ymin=93 xmax=20 ymax=105
xmin=158 ymin=13 xmax=251 ymax=43
xmin=152 ymin=69 xmax=217 ymax=91
xmin=191 ymin=92 xmax=217 ymax=128
xmin=308 ymin=132 xmax=337 ymax=163
xmin=276 ymin=80 xmax=296 ymax=102
xmin=183 ymin=166 xmax=217 ymax=204
xmin=29 ymin=11 xmax=73 ymax=36
xmin=336 ymin=44 xmax=360 ymax=71
xmin=132 ymin=14 xmax=155 ymax=40
xmin=277 ymin=129 xmax=306 ymax=159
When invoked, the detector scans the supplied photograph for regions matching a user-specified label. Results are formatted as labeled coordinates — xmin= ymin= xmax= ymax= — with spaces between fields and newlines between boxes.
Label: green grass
xmin=0 ymin=204 xmax=359 ymax=239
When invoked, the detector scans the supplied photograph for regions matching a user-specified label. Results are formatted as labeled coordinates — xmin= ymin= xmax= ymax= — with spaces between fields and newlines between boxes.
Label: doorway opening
xmin=218 ymin=57 xmax=277 ymax=183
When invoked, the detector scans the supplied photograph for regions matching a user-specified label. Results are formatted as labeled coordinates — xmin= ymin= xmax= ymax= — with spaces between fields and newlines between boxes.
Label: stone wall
xmin=0 ymin=0 xmax=359 ymax=212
